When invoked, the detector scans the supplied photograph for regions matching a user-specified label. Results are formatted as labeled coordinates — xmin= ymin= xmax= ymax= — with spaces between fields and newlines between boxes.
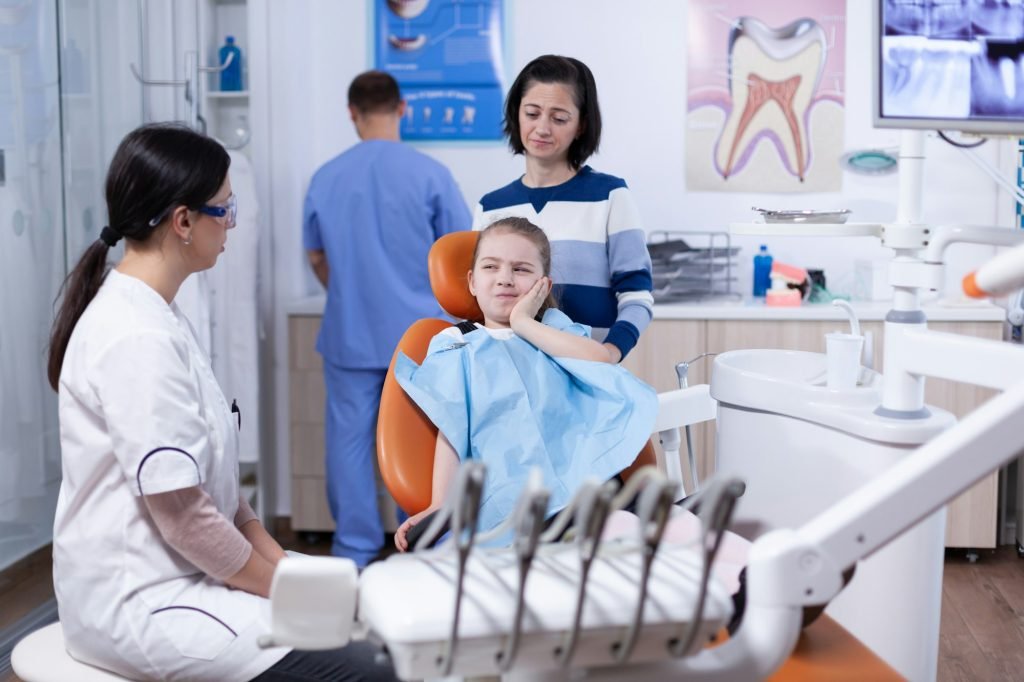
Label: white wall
xmin=264 ymin=1 xmax=1017 ymax=515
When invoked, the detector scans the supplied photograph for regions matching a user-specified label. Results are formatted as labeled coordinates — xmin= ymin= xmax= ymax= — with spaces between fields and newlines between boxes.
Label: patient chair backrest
xmin=428 ymin=230 xmax=483 ymax=322
xmin=377 ymin=231 xmax=481 ymax=514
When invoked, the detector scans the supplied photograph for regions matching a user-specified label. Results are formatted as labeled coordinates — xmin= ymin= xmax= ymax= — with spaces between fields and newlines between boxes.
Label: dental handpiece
xmin=557 ymin=480 xmax=616 ymax=668
xmin=614 ymin=477 xmax=677 ymax=663
xmin=670 ymin=477 xmax=745 ymax=658
xmin=497 ymin=473 xmax=550 ymax=671
xmin=675 ymin=353 xmax=716 ymax=492
xmin=438 ymin=461 xmax=485 ymax=676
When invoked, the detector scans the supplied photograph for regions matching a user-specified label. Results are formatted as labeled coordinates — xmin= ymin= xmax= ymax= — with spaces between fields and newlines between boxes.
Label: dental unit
xmin=250 ymin=120 xmax=1024 ymax=681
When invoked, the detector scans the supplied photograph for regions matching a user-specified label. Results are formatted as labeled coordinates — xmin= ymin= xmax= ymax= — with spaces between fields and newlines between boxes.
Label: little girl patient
xmin=393 ymin=217 xmax=748 ymax=590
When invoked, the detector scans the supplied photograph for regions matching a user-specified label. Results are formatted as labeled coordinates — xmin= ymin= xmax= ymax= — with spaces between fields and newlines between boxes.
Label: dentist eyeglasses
xmin=197 ymin=193 xmax=237 ymax=229
xmin=147 ymin=194 xmax=238 ymax=229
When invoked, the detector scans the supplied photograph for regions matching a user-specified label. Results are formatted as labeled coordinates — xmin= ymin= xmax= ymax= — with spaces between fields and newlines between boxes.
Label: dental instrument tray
xmin=648 ymin=230 xmax=741 ymax=303
xmin=752 ymin=207 xmax=852 ymax=224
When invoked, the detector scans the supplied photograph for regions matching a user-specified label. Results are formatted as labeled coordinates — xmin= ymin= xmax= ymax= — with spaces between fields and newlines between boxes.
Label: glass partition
xmin=0 ymin=0 xmax=64 ymax=570
xmin=0 ymin=0 xmax=142 ymax=571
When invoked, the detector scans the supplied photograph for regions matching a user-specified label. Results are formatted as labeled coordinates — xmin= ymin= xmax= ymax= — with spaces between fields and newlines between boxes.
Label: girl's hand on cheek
xmin=510 ymin=277 xmax=550 ymax=327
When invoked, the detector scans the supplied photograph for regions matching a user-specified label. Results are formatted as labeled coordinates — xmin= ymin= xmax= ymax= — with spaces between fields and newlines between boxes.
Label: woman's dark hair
xmin=46 ymin=123 xmax=230 ymax=391
xmin=503 ymin=55 xmax=602 ymax=170
xmin=472 ymin=217 xmax=558 ymax=320
xmin=348 ymin=70 xmax=402 ymax=114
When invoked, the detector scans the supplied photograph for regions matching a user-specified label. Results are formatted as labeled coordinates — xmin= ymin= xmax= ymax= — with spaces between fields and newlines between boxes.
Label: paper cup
xmin=826 ymin=332 xmax=864 ymax=390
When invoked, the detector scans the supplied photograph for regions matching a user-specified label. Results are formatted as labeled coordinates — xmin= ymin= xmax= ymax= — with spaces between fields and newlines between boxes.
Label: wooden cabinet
xmin=290 ymin=309 xmax=1001 ymax=547
xmin=287 ymin=314 xmax=401 ymax=534
xmin=288 ymin=315 xmax=334 ymax=531
xmin=625 ymin=318 xmax=1002 ymax=549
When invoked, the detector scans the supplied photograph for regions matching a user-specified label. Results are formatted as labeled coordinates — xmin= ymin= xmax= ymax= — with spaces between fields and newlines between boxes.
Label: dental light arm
xmin=963 ymin=240 xmax=1024 ymax=298
xmin=923 ymin=224 xmax=1024 ymax=265
xmin=801 ymin=379 xmax=1024 ymax=581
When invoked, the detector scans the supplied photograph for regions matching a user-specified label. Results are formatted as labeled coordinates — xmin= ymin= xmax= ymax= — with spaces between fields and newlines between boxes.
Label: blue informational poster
xmin=375 ymin=0 xmax=505 ymax=141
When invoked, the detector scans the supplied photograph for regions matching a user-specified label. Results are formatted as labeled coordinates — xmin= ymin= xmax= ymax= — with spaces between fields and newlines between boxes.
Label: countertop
xmin=285 ymin=295 xmax=1006 ymax=322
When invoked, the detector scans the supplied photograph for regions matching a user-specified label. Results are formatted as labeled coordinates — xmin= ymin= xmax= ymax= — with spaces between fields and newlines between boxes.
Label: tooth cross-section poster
xmin=375 ymin=0 xmax=505 ymax=141
xmin=686 ymin=1 xmax=846 ymax=192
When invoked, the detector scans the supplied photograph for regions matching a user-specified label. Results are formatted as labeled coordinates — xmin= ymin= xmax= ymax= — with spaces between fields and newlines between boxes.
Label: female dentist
xmin=47 ymin=124 xmax=395 ymax=682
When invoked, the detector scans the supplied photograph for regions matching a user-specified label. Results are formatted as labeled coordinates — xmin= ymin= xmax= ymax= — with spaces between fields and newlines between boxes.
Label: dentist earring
xmin=181 ymin=233 xmax=193 ymax=246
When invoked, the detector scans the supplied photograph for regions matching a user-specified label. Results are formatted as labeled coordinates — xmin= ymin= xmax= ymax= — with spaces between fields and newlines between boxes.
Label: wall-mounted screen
xmin=874 ymin=0 xmax=1024 ymax=134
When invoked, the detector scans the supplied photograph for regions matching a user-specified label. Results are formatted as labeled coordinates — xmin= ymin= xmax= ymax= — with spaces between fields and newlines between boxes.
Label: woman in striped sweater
xmin=473 ymin=55 xmax=654 ymax=362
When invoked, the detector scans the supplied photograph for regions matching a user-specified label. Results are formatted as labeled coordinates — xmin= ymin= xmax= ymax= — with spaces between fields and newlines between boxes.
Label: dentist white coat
xmin=52 ymin=269 xmax=289 ymax=681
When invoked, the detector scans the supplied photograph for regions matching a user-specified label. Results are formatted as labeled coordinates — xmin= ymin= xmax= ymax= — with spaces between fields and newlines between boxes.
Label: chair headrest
xmin=429 ymin=231 xmax=483 ymax=322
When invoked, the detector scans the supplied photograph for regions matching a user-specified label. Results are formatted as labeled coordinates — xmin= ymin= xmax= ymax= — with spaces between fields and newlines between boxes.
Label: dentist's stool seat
xmin=11 ymin=622 xmax=131 ymax=682
xmin=377 ymin=230 xmax=656 ymax=514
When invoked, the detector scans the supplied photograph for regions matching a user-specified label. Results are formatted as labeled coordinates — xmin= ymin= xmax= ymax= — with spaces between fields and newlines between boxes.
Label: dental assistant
xmin=304 ymin=71 xmax=471 ymax=567
xmin=473 ymin=55 xmax=654 ymax=362
xmin=48 ymin=124 xmax=395 ymax=682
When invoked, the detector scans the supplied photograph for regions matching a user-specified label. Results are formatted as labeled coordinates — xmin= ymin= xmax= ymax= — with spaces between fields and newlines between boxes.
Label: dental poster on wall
xmin=375 ymin=0 xmax=504 ymax=141
xmin=686 ymin=0 xmax=846 ymax=193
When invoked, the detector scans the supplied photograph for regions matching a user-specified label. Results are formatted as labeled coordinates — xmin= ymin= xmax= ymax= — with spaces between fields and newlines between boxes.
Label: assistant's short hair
xmin=503 ymin=55 xmax=602 ymax=170
xmin=348 ymin=70 xmax=402 ymax=114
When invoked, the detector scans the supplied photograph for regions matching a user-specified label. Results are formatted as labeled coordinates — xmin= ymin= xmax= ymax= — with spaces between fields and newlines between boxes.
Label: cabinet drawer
xmin=291 ymin=476 xmax=334 ymax=531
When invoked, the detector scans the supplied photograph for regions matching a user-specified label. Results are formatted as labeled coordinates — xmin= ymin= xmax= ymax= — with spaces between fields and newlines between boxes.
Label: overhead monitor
xmin=874 ymin=0 xmax=1024 ymax=135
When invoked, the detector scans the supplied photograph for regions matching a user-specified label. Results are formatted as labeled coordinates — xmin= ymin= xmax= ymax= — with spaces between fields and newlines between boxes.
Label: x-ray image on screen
xmin=877 ymin=0 xmax=1024 ymax=132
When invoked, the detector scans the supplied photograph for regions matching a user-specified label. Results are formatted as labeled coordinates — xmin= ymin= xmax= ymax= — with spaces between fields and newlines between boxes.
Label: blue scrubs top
xmin=395 ymin=309 xmax=658 ymax=544
xmin=303 ymin=140 xmax=471 ymax=368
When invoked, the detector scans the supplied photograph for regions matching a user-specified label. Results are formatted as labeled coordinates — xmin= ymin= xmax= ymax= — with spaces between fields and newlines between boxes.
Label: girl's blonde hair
xmin=472 ymin=217 xmax=558 ymax=320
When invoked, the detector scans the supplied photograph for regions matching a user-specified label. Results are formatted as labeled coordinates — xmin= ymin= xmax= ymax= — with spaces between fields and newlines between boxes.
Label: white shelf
xmin=730 ymin=222 xmax=884 ymax=237
xmin=206 ymin=90 xmax=249 ymax=99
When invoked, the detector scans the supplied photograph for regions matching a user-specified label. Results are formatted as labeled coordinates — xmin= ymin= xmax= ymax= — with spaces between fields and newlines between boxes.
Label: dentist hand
xmin=509 ymin=277 xmax=551 ymax=331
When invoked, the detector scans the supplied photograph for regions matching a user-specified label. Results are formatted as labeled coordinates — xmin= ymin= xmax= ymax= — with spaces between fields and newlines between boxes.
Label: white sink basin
xmin=710 ymin=349 xmax=950 ymax=445
xmin=713 ymin=349 xmax=880 ymax=406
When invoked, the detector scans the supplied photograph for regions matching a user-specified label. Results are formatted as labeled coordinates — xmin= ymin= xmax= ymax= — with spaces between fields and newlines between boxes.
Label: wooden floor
xmin=939 ymin=546 xmax=1024 ymax=682
xmin=4 ymin=538 xmax=1023 ymax=681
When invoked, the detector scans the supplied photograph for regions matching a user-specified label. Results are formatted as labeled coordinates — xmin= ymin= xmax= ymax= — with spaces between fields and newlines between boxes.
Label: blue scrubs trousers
xmin=323 ymin=362 xmax=387 ymax=567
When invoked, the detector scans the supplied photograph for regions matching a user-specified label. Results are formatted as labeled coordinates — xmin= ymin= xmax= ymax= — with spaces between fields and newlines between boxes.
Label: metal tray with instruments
xmin=752 ymin=207 xmax=852 ymax=224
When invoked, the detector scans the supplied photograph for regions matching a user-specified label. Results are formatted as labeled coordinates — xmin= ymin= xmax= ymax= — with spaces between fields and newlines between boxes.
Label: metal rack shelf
xmin=648 ymin=230 xmax=741 ymax=303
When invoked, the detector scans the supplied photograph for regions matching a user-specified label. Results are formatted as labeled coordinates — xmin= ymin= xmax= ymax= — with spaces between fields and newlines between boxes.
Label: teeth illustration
xmin=715 ymin=17 xmax=827 ymax=182
xmin=389 ymin=34 xmax=427 ymax=51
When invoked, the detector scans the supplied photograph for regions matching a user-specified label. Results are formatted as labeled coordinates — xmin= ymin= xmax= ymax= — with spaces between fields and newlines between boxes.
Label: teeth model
xmin=715 ymin=17 xmax=827 ymax=182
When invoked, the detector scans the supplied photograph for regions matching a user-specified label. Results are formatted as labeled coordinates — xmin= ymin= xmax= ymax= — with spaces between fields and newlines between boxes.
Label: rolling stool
xmin=11 ymin=622 xmax=130 ymax=681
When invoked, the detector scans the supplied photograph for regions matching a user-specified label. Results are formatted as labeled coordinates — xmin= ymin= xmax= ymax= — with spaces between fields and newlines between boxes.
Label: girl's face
xmin=468 ymin=231 xmax=545 ymax=328
xmin=518 ymin=81 xmax=581 ymax=167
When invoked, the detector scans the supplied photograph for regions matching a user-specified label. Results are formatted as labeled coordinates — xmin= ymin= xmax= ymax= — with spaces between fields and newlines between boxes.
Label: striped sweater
xmin=473 ymin=166 xmax=654 ymax=358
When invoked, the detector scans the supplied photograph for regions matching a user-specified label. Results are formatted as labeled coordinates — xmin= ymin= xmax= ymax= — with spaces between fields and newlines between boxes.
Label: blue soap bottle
xmin=219 ymin=36 xmax=243 ymax=91
xmin=753 ymin=244 xmax=773 ymax=297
